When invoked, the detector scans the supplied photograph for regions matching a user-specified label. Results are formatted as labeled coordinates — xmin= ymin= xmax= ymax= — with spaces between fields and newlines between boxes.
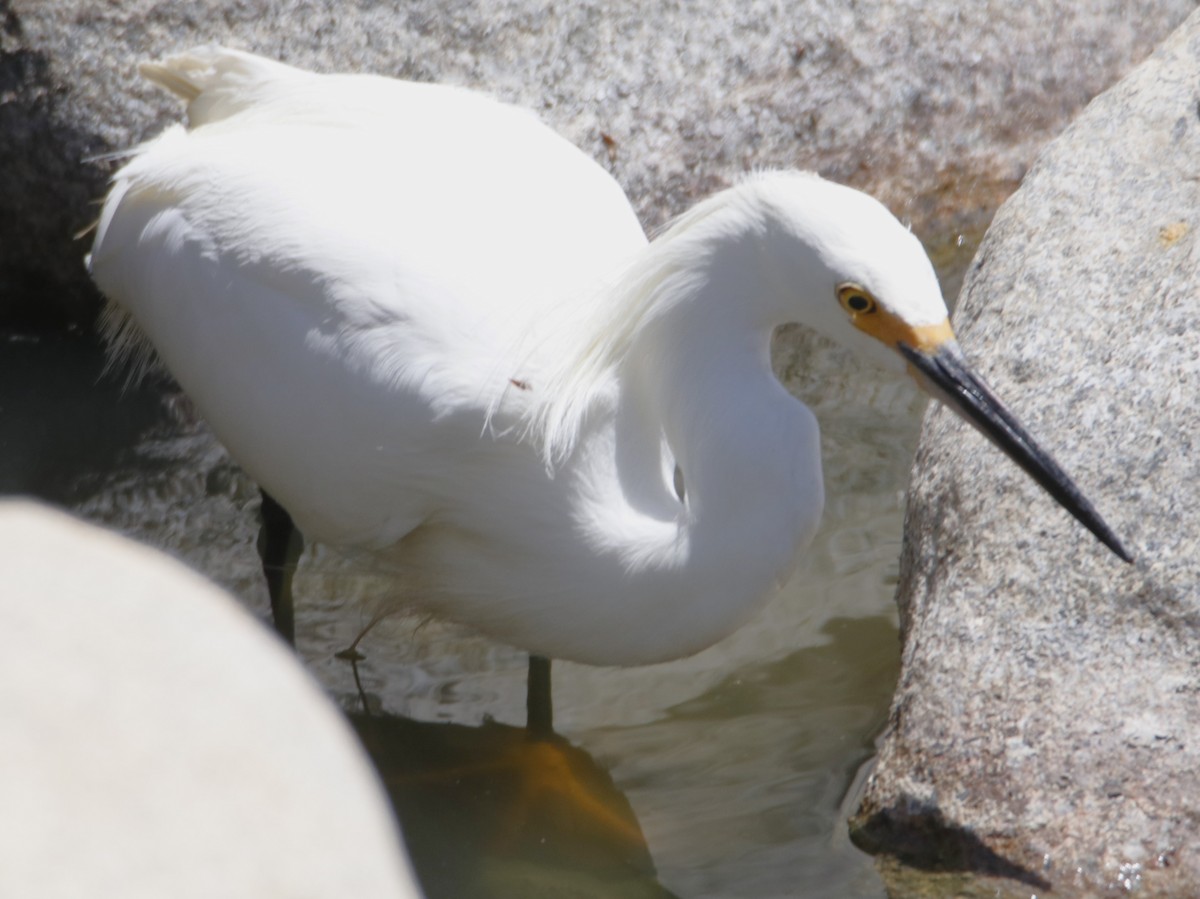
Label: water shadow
xmin=0 ymin=331 xmax=173 ymax=504
xmin=346 ymin=705 xmax=678 ymax=899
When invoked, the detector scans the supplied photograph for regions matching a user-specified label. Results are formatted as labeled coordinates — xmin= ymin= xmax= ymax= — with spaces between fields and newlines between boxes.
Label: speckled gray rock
xmin=852 ymin=10 xmax=1200 ymax=897
xmin=2 ymin=0 xmax=1196 ymax=326
xmin=0 ymin=499 xmax=420 ymax=899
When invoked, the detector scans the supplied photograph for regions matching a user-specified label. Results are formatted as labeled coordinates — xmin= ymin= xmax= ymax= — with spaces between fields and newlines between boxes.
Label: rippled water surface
xmin=8 ymin=293 xmax=940 ymax=896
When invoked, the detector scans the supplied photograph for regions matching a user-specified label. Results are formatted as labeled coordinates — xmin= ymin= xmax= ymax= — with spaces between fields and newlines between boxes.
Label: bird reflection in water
xmin=341 ymin=655 xmax=677 ymax=899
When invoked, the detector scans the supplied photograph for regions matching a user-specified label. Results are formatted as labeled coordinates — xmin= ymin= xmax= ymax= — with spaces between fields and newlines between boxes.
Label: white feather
xmin=90 ymin=48 xmax=951 ymax=665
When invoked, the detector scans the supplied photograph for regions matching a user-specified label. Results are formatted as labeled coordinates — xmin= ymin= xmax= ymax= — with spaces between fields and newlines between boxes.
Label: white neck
xmin=557 ymin=215 xmax=826 ymax=660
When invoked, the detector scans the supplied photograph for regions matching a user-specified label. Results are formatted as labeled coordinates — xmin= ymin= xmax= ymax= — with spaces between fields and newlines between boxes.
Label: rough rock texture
xmin=0 ymin=499 xmax=420 ymax=898
xmin=852 ymin=11 xmax=1200 ymax=897
xmin=2 ymin=0 xmax=1196 ymax=326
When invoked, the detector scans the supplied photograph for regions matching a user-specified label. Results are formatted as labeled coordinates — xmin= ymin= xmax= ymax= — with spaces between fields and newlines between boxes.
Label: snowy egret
xmin=88 ymin=48 xmax=1129 ymax=728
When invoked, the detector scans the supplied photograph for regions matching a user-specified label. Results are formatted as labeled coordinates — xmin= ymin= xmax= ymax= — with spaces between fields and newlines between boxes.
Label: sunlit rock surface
xmin=2 ymin=0 xmax=1196 ymax=326
xmin=0 ymin=500 xmax=420 ymax=899
xmin=853 ymin=11 xmax=1200 ymax=897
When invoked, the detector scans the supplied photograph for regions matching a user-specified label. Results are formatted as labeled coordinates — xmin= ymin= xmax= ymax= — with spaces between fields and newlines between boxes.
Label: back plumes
xmin=139 ymin=45 xmax=311 ymax=126
xmin=89 ymin=47 xmax=306 ymax=386
xmin=524 ymin=171 xmax=826 ymax=466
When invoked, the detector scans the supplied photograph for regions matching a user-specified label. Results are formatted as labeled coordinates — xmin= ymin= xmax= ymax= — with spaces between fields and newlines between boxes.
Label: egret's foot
xmin=256 ymin=489 xmax=303 ymax=646
xmin=333 ymin=608 xmax=393 ymax=663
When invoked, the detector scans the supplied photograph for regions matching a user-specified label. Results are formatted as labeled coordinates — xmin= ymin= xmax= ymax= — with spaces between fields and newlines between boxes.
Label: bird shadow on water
xmin=341 ymin=661 xmax=678 ymax=899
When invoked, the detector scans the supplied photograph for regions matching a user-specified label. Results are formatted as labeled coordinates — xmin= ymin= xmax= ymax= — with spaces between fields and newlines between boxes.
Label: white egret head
xmin=751 ymin=173 xmax=951 ymax=375
xmin=753 ymin=173 xmax=1130 ymax=562
xmin=533 ymin=171 xmax=1128 ymax=563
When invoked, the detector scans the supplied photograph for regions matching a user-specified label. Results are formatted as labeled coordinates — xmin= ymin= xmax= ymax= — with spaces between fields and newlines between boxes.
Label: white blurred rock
xmin=0 ymin=499 xmax=420 ymax=899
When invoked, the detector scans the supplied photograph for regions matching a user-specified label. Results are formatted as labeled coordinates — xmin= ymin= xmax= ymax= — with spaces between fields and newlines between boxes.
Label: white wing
xmin=90 ymin=48 xmax=646 ymax=546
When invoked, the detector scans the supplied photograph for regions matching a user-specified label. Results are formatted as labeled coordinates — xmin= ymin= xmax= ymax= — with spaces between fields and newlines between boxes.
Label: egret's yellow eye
xmin=837 ymin=284 xmax=877 ymax=316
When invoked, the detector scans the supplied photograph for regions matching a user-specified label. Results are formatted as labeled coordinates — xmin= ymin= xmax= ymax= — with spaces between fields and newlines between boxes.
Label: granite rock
xmin=2 ymin=0 xmax=1196 ymax=326
xmin=852 ymin=10 xmax=1200 ymax=897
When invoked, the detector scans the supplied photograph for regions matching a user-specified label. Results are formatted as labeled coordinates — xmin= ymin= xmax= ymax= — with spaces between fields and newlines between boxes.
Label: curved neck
xmin=574 ymin=229 xmax=825 ymax=654
xmin=505 ymin=193 xmax=834 ymax=662
xmin=628 ymin=235 xmax=824 ymax=547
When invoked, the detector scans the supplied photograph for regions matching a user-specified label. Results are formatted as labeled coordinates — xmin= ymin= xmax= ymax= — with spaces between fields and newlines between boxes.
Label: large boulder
xmin=2 ymin=0 xmax=1195 ymax=327
xmin=852 ymin=10 xmax=1200 ymax=897
xmin=0 ymin=499 xmax=420 ymax=899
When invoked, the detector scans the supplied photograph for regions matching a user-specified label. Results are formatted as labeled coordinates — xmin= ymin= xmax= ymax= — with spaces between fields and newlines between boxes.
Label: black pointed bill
xmin=898 ymin=339 xmax=1132 ymax=563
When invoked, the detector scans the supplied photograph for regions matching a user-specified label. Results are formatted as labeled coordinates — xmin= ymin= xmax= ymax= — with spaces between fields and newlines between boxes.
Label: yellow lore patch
xmin=836 ymin=283 xmax=954 ymax=351
xmin=854 ymin=311 xmax=954 ymax=351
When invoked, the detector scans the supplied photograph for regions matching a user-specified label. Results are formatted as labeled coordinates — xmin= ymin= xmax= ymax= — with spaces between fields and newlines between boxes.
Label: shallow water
xmin=6 ymin=263 xmax=954 ymax=896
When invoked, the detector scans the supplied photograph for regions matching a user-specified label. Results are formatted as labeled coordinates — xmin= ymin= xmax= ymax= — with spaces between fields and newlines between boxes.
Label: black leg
xmin=527 ymin=654 xmax=553 ymax=737
xmin=257 ymin=489 xmax=303 ymax=646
